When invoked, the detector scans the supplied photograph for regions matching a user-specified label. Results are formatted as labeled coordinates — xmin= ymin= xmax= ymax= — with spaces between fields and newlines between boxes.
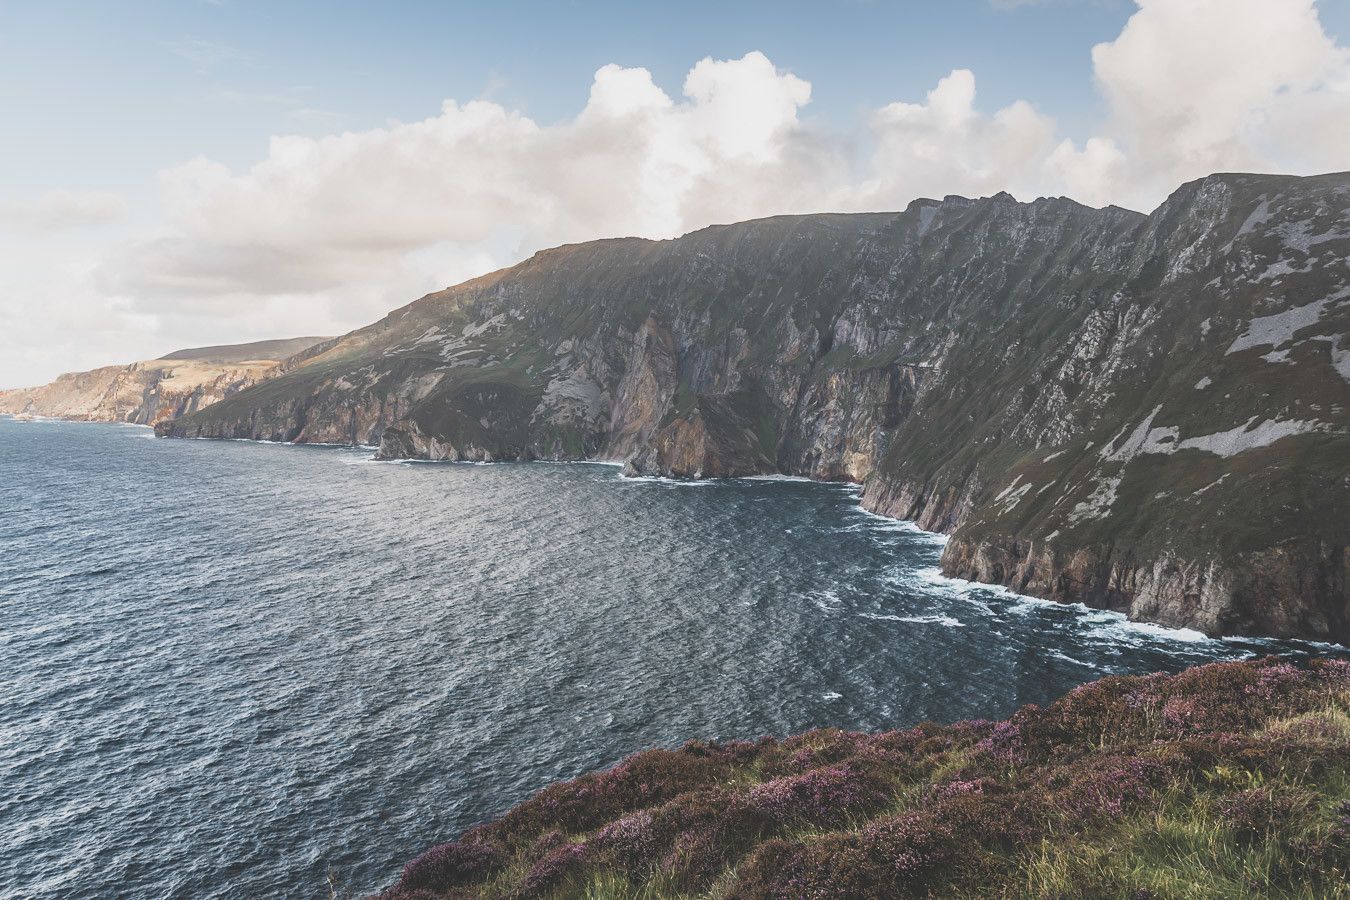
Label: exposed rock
xmin=158 ymin=173 xmax=1350 ymax=641
xmin=0 ymin=336 xmax=331 ymax=426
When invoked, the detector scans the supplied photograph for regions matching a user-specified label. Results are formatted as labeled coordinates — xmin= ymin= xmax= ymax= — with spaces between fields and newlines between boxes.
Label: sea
xmin=1 ymin=417 xmax=1342 ymax=898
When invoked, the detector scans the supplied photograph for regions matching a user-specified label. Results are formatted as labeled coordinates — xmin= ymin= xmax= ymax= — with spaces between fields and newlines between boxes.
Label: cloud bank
xmin=5 ymin=0 xmax=1349 ymax=387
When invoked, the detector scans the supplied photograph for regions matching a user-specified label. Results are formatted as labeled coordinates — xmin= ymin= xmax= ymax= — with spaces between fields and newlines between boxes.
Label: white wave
xmin=740 ymin=473 xmax=817 ymax=483
xmin=2 ymin=414 xmax=68 ymax=424
xmin=530 ymin=459 xmax=624 ymax=468
xmin=821 ymin=691 xmax=843 ymax=701
xmin=223 ymin=436 xmax=371 ymax=451
xmin=914 ymin=566 xmax=1228 ymax=646
xmin=617 ymin=473 xmax=716 ymax=486
xmin=336 ymin=454 xmax=379 ymax=466
xmin=900 ymin=570 xmax=994 ymax=611
xmin=859 ymin=611 xmax=965 ymax=627
xmin=1227 ymin=634 xmax=1350 ymax=652
xmin=848 ymin=506 xmax=948 ymax=544
xmin=1044 ymin=649 xmax=1112 ymax=671
xmin=808 ymin=589 xmax=842 ymax=611
xmin=858 ymin=519 xmax=933 ymax=535
xmin=1101 ymin=619 xmax=1219 ymax=644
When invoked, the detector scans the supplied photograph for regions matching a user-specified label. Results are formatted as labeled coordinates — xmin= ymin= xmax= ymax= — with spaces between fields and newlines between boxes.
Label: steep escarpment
xmin=371 ymin=657 xmax=1350 ymax=899
xmin=159 ymin=173 xmax=1350 ymax=641
xmin=0 ymin=336 xmax=330 ymax=426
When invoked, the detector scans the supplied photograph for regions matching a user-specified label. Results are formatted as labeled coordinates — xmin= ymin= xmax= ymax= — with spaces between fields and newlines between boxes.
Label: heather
xmin=375 ymin=657 xmax=1350 ymax=898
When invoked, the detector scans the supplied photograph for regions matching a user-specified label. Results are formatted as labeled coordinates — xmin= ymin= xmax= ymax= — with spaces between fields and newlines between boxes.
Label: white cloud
xmin=0 ymin=191 xmax=126 ymax=233
xmin=96 ymin=51 xmax=833 ymax=323
xmin=1080 ymin=0 xmax=1350 ymax=207
xmin=857 ymin=70 xmax=1059 ymax=205
xmin=5 ymin=0 xmax=1350 ymax=388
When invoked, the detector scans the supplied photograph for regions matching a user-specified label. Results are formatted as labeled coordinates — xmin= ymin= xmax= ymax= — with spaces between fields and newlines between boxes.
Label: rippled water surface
xmin=2 ymin=418 xmax=1342 ymax=898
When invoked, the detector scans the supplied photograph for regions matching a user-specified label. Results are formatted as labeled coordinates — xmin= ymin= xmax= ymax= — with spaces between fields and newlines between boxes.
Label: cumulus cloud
xmin=6 ymin=0 xmax=1350 ymax=388
xmin=857 ymin=69 xmax=1059 ymax=205
xmin=0 ymin=191 xmax=126 ymax=233
xmin=97 ymin=51 xmax=838 ymax=323
xmin=1080 ymin=0 xmax=1350 ymax=207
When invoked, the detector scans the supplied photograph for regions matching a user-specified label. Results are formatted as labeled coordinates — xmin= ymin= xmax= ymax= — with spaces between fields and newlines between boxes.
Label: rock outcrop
xmin=0 ymin=336 xmax=330 ymax=426
xmin=158 ymin=173 xmax=1350 ymax=642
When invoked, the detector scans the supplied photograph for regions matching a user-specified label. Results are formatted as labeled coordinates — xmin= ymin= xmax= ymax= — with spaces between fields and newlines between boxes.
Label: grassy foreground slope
xmin=375 ymin=658 xmax=1350 ymax=899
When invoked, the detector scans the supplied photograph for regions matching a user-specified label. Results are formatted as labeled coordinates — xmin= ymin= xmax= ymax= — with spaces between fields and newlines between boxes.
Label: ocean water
xmin=1 ymin=418 xmax=1342 ymax=898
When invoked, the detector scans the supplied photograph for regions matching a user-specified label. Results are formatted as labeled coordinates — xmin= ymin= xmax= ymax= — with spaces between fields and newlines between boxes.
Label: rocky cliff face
xmin=0 ymin=336 xmax=331 ymax=426
xmin=158 ymin=173 xmax=1350 ymax=642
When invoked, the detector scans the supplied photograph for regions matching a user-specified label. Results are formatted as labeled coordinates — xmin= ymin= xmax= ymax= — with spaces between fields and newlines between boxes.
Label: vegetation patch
xmin=372 ymin=657 xmax=1350 ymax=899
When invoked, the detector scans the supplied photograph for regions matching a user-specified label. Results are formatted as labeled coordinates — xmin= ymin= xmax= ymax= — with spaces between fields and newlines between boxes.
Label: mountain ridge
xmin=156 ymin=335 xmax=333 ymax=365
xmin=157 ymin=171 xmax=1350 ymax=642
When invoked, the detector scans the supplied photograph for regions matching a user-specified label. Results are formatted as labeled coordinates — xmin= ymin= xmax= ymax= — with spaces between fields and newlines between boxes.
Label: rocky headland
xmin=153 ymin=172 xmax=1349 ymax=642
xmin=0 ymin=336 xmax=331 ymax=426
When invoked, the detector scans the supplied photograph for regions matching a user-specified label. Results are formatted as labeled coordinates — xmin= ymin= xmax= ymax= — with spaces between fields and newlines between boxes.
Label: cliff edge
xmin=371 ymin=657 xmax=1350 ymax=898
xmin=0 ymin=336 xmax=331 ymax=426
xmin=158 ymin=173 xmax=1350 ymax=641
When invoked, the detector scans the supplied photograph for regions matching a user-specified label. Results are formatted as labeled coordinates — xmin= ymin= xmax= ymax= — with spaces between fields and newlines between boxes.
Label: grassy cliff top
xmin=374 ymin=657 xmax=1350 ymax=899
xmin=157 ymin=335 xmax=333 ymax=364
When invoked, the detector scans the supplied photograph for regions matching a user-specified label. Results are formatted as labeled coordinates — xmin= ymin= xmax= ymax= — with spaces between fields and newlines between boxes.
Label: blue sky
xmin=3 ymin=0 xmax=1155 ymax=202
xmin=2 ymin=0 xmax=1349 ymax=386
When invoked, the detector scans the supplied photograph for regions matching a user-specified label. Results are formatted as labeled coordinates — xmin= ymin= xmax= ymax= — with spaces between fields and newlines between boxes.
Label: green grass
xmin=371 ymin=658 xmax=1350 ymax=899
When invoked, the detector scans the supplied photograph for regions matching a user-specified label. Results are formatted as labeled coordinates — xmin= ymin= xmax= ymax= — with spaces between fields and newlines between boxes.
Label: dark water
xmin=1 ymin=418 xmax=1342 ymax=898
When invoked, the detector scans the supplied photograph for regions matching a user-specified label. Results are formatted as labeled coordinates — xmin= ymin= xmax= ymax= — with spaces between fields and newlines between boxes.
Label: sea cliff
xmin=157 ymin=172 xmax=1350 ymax=642
xmin=0 ymin=336 xmax=331 ymax=427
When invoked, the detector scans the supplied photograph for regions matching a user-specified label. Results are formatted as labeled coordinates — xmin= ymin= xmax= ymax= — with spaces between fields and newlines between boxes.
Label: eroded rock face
xmin=0 ymin=337 xmax=331 ymax=427
xmin=159 ymin=173 xmax=1350 ymax=641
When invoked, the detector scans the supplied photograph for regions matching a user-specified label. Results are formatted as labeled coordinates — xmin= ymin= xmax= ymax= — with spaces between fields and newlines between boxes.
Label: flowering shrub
xmin=860 ymin=810 xmax=959 ymax=885
xmin=375 ymin=656 xmax=1350 ymax=899
xmin=491 ymin=745 xmax=741 ymax=840
xmin=657 ymin=829 xmax=726 ymax=892
xmin=925 ymin=777 xmax=989 ymax=803
xmin=744 ymin=762 xmax=890 ymax=827
xmin=1162 ymin=695 xmax=1200 ymax=731
xmin=392 ymin=839 xmax=504 ymax=893
xmin=1312 ymin=658 xmax=1350 ymax=681
xmin=1050 ymin=755 xmax=1170 ymax=823
xmin=588 ymin=810 xmax=660 ymax=875
xmin=1218 ymin=787 xmax=1311 ymax=844
xmin=1243 ymin=662 xmax=1303 ymax=700
xmin=516 ymin=838 xmax=589 ymax=894
xmin=975 ymin=718 xmax=1025 ymax=765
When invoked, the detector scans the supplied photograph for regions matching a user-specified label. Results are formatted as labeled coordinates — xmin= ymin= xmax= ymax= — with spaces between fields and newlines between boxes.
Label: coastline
xmin=19 ymin=415 xmax=1344 ymax=653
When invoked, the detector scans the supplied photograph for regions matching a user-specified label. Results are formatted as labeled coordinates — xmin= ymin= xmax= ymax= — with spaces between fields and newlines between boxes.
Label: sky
xmin=2 ymin=0 xmax=1349 ymax=387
